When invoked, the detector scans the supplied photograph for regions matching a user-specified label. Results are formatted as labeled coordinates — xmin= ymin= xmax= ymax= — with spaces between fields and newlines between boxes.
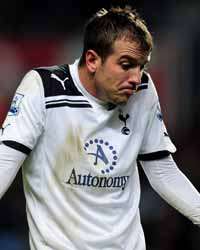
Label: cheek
xmin=106 ymin=68 xmax=126 ymax=83
xmin=108 ymin=67 xmax=129 ymax=83
xmin=97 ymin=66 xmax=127 ymax=90
xmin=113 ymin=73 xmax=128 ymax=85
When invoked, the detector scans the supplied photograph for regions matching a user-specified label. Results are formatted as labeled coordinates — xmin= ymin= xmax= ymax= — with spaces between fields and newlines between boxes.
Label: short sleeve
xmin=0 ymin=70 xmax=45 ymax=155
xmin=138 ymin=101 xmax=176 ymax=161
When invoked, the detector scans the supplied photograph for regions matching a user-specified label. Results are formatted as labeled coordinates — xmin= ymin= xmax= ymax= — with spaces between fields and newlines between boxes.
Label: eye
xmin=120 ymin=62 xmax=135 ymax=71
xmin=121 ymin=63 xmax=130 ymax=71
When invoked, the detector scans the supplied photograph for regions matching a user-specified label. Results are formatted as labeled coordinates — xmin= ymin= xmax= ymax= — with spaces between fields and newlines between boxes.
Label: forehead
xmin=111 ymin=38 xmax=149 ymax=63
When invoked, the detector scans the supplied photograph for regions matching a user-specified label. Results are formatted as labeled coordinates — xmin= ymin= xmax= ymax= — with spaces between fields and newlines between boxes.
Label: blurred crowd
xmin=0 ymin=1 xmax=200 ymax=249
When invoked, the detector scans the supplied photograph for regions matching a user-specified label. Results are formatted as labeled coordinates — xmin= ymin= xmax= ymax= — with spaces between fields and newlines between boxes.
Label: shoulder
xmin=33 ymin=64 xmax=83 ymax=97
xmin=138 ymin=71 xmax=159 ymax=106
xmin=126 ymin=71 xmax=159 ymax=113
xmin=17 ymin=70 xmax=44 ymax=96
xmin=143 ymin=71 xmax=158 ymax=98
xmin=34 ymin=64 xmax=68 ymax=82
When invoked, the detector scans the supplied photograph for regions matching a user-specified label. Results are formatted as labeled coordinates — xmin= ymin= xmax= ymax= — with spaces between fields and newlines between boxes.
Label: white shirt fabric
xmin=140 ymin=155 xmax=200 ymax=226
xmin=0 ymin=60 xmax=179 ymax=250
xmin=0 ymin=143 xmax=26 ymax=199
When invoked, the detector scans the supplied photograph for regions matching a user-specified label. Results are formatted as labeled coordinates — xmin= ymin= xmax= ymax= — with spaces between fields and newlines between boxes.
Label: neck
xmin=78 ymin=65 xmax=98 ymax=98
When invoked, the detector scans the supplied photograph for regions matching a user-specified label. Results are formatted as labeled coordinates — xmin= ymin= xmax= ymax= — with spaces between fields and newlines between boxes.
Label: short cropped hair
xmin=79 ymin=6 xmax=153 ymax=66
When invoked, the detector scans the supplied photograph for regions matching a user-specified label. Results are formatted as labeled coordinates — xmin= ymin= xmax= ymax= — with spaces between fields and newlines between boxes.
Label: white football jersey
xmin=0 ymin=60 xmax=176 ymax=250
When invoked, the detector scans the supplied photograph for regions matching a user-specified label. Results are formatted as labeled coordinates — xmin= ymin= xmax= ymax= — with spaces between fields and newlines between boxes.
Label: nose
xmin=128 ymin=66 xmax=142 ymax=86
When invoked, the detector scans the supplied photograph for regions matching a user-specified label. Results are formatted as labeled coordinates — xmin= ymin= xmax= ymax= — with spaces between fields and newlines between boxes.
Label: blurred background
xmin=0 ymin=0 xmax=200 ymax=249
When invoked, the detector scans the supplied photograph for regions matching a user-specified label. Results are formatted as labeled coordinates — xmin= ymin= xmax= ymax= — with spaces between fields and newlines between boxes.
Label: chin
xmin=107 ymin=93 xmax=130 ymax=106
xmin=115 ymin=95 xmax=131 ymax=105
xmin=112 ymin=98 xmax=128 ymax=105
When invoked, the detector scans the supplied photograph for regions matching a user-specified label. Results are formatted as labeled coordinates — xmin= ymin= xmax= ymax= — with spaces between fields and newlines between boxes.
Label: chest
xmin=43 ymin=103 xmax=148 ymax=174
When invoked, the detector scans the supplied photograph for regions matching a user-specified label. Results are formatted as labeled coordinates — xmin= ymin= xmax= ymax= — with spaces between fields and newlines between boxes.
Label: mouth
xmin=119 ymin=82 xmax=141 ymax=92
xmin=118 ymin=88 xmax=133 ymax=97
xmin=107 ymin=84 xmax=137 ymax=105
xmin=111 ymin=89 xmax=133 ymax=105
xmin=118 ymin=84 xmax=135 ymax=97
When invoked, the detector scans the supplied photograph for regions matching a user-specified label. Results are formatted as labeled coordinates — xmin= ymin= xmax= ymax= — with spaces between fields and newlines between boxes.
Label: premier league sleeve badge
xmin=8 ymin=93 xmax=24 ymax=116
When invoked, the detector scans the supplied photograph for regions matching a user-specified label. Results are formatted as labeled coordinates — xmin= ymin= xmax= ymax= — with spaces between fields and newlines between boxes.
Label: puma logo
xmin=51 ymin=73 xmax=69 ymax=90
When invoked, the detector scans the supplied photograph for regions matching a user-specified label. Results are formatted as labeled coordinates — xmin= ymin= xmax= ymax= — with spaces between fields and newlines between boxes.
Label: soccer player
xmin=0 ymin=6 xmax=200 ymax=250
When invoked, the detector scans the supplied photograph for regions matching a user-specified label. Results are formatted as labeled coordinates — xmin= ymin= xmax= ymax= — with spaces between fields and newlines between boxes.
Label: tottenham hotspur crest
xmin=118 ymin=109 xmax=130 ymax=135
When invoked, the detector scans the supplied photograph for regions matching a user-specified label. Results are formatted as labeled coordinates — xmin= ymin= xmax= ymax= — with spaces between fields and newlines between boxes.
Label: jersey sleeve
xmin=138 ymin=100 xmax=176 ymax=161
xmin=0 ymin=70 xmax=46 ymax=155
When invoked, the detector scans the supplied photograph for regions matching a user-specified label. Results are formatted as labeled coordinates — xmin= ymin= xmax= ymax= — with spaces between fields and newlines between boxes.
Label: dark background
xmin=0 ymin=0 xmax=200 ymax=249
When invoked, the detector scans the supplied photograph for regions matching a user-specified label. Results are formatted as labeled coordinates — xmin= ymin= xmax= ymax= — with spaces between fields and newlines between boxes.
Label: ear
xmin=85 ymin=50 xmax=101 ymax=73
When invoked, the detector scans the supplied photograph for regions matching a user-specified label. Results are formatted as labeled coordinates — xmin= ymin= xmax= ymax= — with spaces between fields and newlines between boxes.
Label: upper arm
xmin=138 ymin=76 xmax=176 ymax=161
xmin=0 ymin=70 xmax=46 ymax=155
